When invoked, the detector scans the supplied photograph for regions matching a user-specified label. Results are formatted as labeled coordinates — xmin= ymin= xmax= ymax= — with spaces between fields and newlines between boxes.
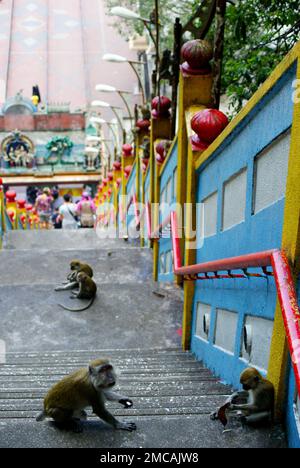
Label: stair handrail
xmin=170 ymin=210 xmax=300 ymax=395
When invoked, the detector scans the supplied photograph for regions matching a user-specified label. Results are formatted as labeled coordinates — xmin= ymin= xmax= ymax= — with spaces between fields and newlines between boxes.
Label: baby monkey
xmin=55 ymin=260 xmax=93 ymax=292
xmin=58 ymin=272 xmax=97 ymax=312
xmin=36 ymin=359 xmax=136 ymax=433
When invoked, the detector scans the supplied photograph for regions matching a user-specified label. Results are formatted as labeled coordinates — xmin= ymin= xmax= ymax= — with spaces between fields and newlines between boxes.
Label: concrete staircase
xmin=0 ymin=229 xmax=286 ymax=448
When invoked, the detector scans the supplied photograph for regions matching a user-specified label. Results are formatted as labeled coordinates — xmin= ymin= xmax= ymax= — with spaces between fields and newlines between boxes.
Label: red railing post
xmin=271 ymin=250 xmax=300 ymax=392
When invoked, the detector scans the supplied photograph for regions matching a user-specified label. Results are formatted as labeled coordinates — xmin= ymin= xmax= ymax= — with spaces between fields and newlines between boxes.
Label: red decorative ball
xmin=25 ymin=204 xmax=33 ymax=212
xmin=5 ymin=190 xmax=17 ymax=203
xmin=107 ymin=189 xmax=112 ymax=196
xmin=102 ymin=178 xmax=108 ymax=186
xmin=191 ymin=109 xmax=228 ymax=149
xmin=151 ymin=96 xmax=171 ymax=118
xmin=113 ymin=161 xmax=121 ymax=171
xmin=155 ymin=140 xmax=172 ymax=164
xmin=107 ymin=172 xmax=113 ymax=182
xmin=124 ymin=165 xmax=132 ymax=179
xmin=122 ymin=144 xmax=133 ymax=157
xmin=181 ymin=39 xmax=213 ymax=70
xmin=7 ymin=209 xmax=15 ymax=221
xmin=20 ymin=214 xmax=26 ymax=224
xmin=116 ymin=178 xmax=122 ymax=187
xmin=136 ymin=119 xmax=150 ymax=131
xmin=17 ymin=199 xmax=26 ymax=209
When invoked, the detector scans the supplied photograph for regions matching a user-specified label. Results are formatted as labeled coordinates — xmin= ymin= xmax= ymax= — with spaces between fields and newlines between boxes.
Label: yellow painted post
xmin=16 ymin=199 xmax=27 ymax=230
xmin=268 ymin=55 xmax=300 ymax=419
xmin=5 ymin=190 xmax=18 ymax=229
xmin=175 ymin=72 xmax=213 ymax=286
xmin=112 ymin=161 xmax=122 ymax=228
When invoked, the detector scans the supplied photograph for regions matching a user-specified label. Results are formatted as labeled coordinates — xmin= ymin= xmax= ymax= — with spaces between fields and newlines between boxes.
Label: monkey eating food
xmin=55 ymin=260 xmax=94 ymax=292
xmin=58 ymin=272 xmax=97 ymax=312
xmin=211 ymin=367 xmax=274 ymax=426
xmin=36 ymin=359 xmax=136 ymax=433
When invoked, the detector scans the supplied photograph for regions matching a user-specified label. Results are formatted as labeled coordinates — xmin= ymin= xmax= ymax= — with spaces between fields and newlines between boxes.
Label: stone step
xmin=0 ymin=248 xmax=153 ymax=286
xmin=0 ymin=284 xmax=183 ymax=353
xmin=0 ymin=417 xmax=285 ymax=448
xmin=0 ymin=381 xmax=231 ymax=397
xmin=3 ymin=229 xmax=133 ymax=251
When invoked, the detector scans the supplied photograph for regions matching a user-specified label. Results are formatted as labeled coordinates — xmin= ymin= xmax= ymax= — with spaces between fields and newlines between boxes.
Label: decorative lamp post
xmin=91 ymin=100 xmax=127 ymax=144
xmin=103 ymin=54 xmax=146 ymax=105
xmin=95 ymin=84 xmax=134 ymax=124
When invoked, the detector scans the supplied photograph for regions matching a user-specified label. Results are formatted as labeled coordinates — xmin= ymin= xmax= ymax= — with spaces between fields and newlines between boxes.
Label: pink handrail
xmin=170 ymin=210 xmax=300 ymax=395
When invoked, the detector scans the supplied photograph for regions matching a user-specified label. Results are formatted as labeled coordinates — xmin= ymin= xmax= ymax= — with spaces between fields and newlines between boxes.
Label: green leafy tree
xmin=105 ymin=0 xmax=300 ymax=114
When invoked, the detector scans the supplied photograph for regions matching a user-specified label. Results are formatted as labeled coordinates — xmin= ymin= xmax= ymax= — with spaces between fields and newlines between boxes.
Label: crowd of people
xmin=28 ymin=186 xmax=96 ymax=230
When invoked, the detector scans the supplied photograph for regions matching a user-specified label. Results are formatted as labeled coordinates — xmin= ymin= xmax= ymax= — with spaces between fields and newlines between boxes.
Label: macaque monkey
xmin=55 ymin=260 xmax=93 ymax=292
xmin=211 ymin=367 xmax=274 ymax=426
xmin=230 ymin=367 xmax=274 ymax=424
xmin=58 ymin=272 xmax=97 ymax=312
xmin=36 ymin=359 xmax=136 ymax=433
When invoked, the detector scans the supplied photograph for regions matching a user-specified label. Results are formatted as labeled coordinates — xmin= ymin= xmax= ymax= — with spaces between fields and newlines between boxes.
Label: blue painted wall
xmin=157 ymin=141 xmax=178 ymax=282
xmin=191 ymin=63 xmax=296 ymax=390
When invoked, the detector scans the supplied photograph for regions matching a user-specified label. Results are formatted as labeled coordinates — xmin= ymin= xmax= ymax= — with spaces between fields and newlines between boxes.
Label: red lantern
xmin=181 ymin=39 xmax=213 ymax=76
xmin=20 ymin=214 xmax=26 ymax=224
xmin=136 ymin=119 xmax=151 ymax=131
xmin=108 ymin=172 xmax=113 ymax=182
xmin=122 ymin=144 xmax=133 ymax=157
xmin=25 ymin=204 xmax=33 ymax=212
xmin=5 ymin=190 xmax=17 ymax=203
xmin=191 ymin=109 xmax=229 ymax=151
xmin=102 ymin=178 xmax=108 ymax=187
xmin=151 ymin=96 xmax=171 ymax=119
xmin=108 ymin=189 xmax=112 ymax=197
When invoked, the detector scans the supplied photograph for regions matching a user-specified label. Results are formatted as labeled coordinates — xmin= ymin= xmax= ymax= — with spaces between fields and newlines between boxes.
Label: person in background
xmin=59 ymin=194 xmax=78 ymax=230
xmin=51 ymin=208 xmax=62 ymax=229
xmin=76 ymin=192 xmax=96 ymax=228
xmin=35 ymin=187 xmax=53 ymax=229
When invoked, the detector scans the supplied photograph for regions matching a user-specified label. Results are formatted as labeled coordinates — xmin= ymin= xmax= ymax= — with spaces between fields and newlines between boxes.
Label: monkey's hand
xmin=119 ymin=398 xmax=133 ymax=409
xmin=115 ymin=421 xmax=137 ymax=432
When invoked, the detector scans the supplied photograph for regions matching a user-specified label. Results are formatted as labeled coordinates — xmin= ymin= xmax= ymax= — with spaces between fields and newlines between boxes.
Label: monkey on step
xmin=58 ymin=272 xmax=97 ymax=312
xmin=36 ymin=359 xmax=136 ymax=433
xmin=55 ymin=260 xmax=93 ymax=292
xmin=230 ymin=367 xmax=274 ymax=424
xmin=211 ymin=367 xmax=274 ymax=426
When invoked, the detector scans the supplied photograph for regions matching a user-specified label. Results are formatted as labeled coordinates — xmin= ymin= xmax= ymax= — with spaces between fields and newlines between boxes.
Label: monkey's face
xmin=70 ymin=261 xmax=81 ymax=271
xmin=89 ymin=363 xmax=116 ymax=389
xmin=77 ymin=272 xmax=87 ymax=283
xmin=240 ymin=368 xmax=261 ymax=390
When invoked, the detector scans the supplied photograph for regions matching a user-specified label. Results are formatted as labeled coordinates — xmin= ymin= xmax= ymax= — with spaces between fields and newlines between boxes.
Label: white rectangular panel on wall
xmin=241 ymin=316 xmax=274 ymax=371
xmin=166 ymin=178 xmax=172 ymax=204
xmin=195 ymin=302 xmax=211 ymax=341
xmin=160 ymin=253 xmax=166 ymax=274
xmin=214 ymin=308 xmax=238 ymax=354
xmin=173 ymin=167 xmax=177 ymax=198
xmin=165 ymin=251 xmax=173 ymax=274
xmin=222 ymin=168 xmax=247 ymax=231
xmin=202 ymin=191 xmax=218 ymax=238
xmin=253 ymin=130 xmax=290 ymax=214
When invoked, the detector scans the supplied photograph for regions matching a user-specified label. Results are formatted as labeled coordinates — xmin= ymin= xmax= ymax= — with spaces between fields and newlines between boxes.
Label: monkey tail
xmin=36 ymin=410 xmax=46 ymax=422
xmin=58 ymin=296 xmax=95 ymax=312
